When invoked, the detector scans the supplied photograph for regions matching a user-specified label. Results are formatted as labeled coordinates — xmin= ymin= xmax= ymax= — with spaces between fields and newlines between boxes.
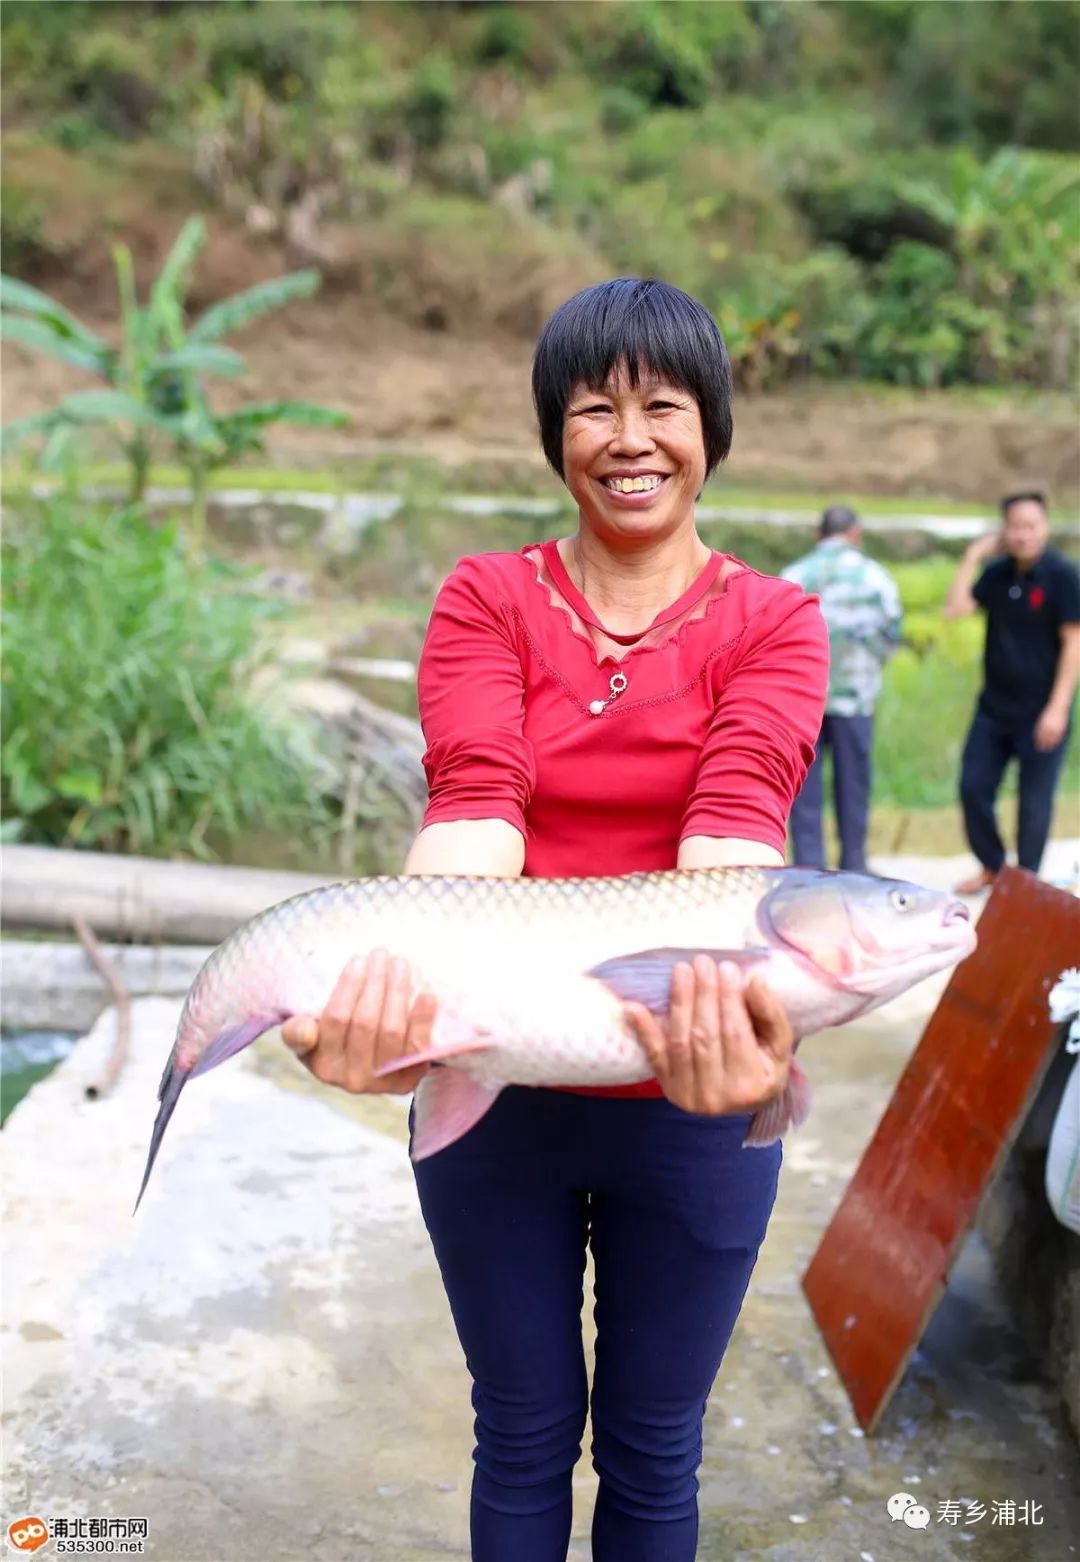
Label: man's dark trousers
xmin=790 ymin=714 xmax=873 ymax=873
xmin=960 ymin=708 xmax=1071 ymax=873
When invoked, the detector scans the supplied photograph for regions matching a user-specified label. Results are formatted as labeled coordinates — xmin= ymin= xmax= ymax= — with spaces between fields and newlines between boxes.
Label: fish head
xmin=760 ymin=870 xmax=976 ymax=1001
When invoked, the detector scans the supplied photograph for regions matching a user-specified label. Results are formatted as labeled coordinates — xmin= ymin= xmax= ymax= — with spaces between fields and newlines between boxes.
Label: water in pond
xmin=1 ymin=1030 xmax=78 ymax=1125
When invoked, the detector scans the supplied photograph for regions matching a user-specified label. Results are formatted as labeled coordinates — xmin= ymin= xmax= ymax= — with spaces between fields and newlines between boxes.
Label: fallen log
xmin=328 ymin=656 xmax=417 ymax=683
xmin=1 ymin=939 xmax=215 ymax=1034
xmin=1 ymin=845 xmax=337 ymax=944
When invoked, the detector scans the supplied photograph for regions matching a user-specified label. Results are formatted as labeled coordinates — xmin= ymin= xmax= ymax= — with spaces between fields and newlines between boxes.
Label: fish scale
xmin=138 ymin=867 xmax=975 ymax=1209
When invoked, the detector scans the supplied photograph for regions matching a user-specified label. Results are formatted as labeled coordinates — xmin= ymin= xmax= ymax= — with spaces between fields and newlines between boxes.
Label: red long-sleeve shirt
xmin=417 ymin=540 xmax=829 ymax=1097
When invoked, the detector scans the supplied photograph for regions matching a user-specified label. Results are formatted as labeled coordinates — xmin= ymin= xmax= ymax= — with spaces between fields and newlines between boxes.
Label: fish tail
xmin=744 ymin=1058 xmax=813 ymax=1148
xmin=136 ymin=1013 xmax=281 ymax=1214
xmin=133 ymin=1065 xmax=188 ymax=1213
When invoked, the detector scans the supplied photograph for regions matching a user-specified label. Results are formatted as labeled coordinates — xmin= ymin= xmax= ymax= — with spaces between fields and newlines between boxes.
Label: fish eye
xmin=889 ymin=889 xmax=912 ymax=912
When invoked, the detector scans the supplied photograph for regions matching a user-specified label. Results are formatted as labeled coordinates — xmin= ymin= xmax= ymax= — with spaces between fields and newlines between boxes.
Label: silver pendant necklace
xmin=589 ymin=671 xmax=628 ymax=716
xmin=573 ymin=544 xmax=634 ymax=716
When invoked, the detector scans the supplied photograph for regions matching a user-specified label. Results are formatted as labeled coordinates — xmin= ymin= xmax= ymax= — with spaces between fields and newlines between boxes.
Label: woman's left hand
xmin=623 ymin=957 xmax=793 ymax=1116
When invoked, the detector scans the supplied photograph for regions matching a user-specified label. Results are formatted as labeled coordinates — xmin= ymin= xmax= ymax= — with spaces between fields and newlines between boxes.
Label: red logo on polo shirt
xmin=1029 ymin=586 xmax=1046 ymax=609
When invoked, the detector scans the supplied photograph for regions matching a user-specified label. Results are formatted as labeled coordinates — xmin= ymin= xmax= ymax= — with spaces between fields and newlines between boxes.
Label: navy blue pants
xmin=960 ymin=707 xmax=1072 ymax=873
xmin=789 ymin=713 xmax=874 ymax=873
xmin=412 ymin=1086 xmax=781 ymax=1562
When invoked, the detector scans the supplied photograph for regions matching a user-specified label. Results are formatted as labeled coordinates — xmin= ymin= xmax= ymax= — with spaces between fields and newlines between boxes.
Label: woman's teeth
xmin=603 ymin=475 xmax=664 ymax=493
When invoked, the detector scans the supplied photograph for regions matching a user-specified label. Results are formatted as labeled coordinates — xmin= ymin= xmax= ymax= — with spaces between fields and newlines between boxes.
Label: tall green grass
xmin=1 ymin=497 xmax=328 ymax=856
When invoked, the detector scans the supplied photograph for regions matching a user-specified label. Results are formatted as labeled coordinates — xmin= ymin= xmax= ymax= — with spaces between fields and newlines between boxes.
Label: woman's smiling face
xmin=561 ymin=361 xmax=707 ymax=540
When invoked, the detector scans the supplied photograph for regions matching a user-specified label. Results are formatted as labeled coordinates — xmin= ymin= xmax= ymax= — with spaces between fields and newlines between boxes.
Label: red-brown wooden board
xmin=802 ymin=867 xmax=1080 ymax=1433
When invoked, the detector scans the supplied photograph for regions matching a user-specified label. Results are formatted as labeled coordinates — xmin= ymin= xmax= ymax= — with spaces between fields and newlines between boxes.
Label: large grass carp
xmin=136 ymin=867 xmax=975 ymax=1207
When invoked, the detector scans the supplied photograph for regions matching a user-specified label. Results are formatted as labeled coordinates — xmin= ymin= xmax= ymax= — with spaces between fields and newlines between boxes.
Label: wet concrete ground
xmin=5 ymin=845 xmax=1079 ymax=1561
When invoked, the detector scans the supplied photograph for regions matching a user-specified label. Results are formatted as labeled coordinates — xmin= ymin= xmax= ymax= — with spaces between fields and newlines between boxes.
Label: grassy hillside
xmin=3 ymin=0 xmax=1078 ymax=396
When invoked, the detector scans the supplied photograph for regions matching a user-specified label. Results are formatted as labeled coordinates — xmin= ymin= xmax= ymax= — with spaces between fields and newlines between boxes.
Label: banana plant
xmin=1 ymin=215 xmax=346 ymax=544
xmin=169 ymin=395 xmax=347 ymax=558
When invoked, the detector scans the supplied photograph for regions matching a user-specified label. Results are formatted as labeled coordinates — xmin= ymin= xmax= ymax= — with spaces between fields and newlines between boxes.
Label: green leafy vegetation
xmin=0 ymin=180 xmax=57 ymax=275
xmin=1 ymin=496 xmax=329 ymax=856
xmin=4 ymin=0 xmax=1076 ymax=390
xmin=0 ymin=216 xmax=347 ymax=549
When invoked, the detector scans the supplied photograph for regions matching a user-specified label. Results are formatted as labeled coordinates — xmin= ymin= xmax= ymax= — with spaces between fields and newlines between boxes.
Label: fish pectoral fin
xmin=587 ymin=947 xmax=771 ymax=1015
xmin=410 ymin=1070 xmax=502 ymax=1161
xmin=744 ymin=1058 xmax=813 ymax=1147
xmin=375 ymin=1036 xmax=494 ymax=1076
xmin=374 ymin=1012 xmax=496 ymax=1077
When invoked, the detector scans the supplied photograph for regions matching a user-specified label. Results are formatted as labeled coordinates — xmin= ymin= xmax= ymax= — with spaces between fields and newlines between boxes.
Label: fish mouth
xmin=935 ymin=899 xmax=977 ymax=961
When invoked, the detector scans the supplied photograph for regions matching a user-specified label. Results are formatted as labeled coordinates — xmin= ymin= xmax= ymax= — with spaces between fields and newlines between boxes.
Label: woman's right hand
xmin=281 ymin=949 xmax=437 ymax=1095
xmin=623 ymin=957 xmax=793 ymax=1117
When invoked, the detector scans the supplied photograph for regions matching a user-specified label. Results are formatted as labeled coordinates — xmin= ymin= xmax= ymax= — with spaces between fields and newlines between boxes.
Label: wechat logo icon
xmin=887 ymin=1492 xmax=931 ymax=1529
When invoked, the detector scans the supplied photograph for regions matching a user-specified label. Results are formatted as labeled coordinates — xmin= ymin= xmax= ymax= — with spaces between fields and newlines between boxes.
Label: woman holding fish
xmin=284 ymin=279 xmax=830 ymax=1560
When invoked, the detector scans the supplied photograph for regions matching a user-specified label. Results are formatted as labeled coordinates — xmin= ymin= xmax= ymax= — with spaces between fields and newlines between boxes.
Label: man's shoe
xmin=953 ymin=867 xmax=998 ymax=895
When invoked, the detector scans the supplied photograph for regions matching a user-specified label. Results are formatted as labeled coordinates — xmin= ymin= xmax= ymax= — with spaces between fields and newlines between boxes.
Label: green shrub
xmin=0 ymin=7 xmax=83 ymax=118
xmin=401 ymin=54 xmax=460 ymax=152
xmin=598 ymin=86 xmax=650 ymax=137
xmin=860 ymin=242 xmax=967 ymax=387
xmin=1 ymin=23 xmax=160 ymax=142
xmin=587 ymin=1 xmax=757 ymax=109
xmin=713 ymin=249 xmax=875 ymax=385
xmin=479 ymin=125 xmax=555 ymax=187
xmin=791 ymin=166 xmax=952 ymax=262
xmin=0 ymin=184 xmax=52 ymax=276
xmin=1 ymin=498 xmax=328 ymax=857
xmin=192 ymin=3 xmax=354 ymax=100
xmin=49 ymin=110 xmax=114 ymax=153
xmin=888 ymin=557 xmax=962 ymax=611
xmin=899 ymin=610 xmax=983 ymax=660
xmin=67 ymin=31 xmax=158 ymax=138
xmin=895 ymin=0 xmax=1080 ymax=152
xmin=473 ymin=5 xmax=536 ymax=69
xmin=789 ymin=148 xmax=1080 ymax=387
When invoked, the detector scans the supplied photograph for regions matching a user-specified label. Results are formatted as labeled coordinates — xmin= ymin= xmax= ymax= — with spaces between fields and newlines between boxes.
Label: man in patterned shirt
xmin=781 ymin=505 xmax=902 ymax=872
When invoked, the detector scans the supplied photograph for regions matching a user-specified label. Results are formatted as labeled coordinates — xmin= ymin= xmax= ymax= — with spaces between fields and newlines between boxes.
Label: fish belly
xmin=428 ymin=964 xmax=651 ymax=1091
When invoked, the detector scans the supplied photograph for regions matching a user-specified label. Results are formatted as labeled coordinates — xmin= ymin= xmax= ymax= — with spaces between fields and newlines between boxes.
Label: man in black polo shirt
xmin=944 ymin=490 xmax=1080 ymax=893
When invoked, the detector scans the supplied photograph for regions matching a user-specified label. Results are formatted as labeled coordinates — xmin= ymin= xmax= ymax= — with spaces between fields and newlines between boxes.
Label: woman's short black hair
xmin=531 ymin=278 xmax=734 ymax=478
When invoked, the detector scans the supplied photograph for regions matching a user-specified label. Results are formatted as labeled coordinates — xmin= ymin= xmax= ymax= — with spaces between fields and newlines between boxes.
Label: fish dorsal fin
xmin=586 ymin=947 xmax=771 ymax=1015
